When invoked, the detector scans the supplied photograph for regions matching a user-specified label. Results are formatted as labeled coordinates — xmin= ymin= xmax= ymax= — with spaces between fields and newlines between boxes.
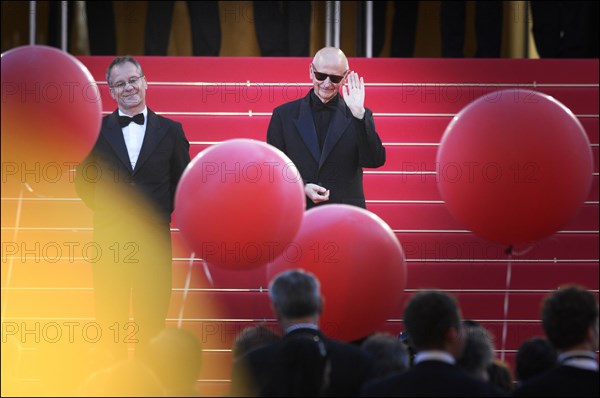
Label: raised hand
xmin=343 ymin=71 xmax=366 ymax=119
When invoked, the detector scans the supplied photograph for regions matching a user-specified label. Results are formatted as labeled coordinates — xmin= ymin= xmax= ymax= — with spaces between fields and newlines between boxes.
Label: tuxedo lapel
xmin=134 ymin=109 xmax=167 ymax=174
xmin=319 ymin=100 xmax=352 ymax=169
xmin=293 ymin=98 xmax=321 ymax=164
xmin=104 ymin=111 xmax=133 ymax=172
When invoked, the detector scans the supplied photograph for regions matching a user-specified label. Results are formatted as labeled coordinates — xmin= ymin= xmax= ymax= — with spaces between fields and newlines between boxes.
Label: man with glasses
xmin=75 ymin=56 xmax=190 ymax=361
xmin=267 ymin=46 xmax=386 ymax=209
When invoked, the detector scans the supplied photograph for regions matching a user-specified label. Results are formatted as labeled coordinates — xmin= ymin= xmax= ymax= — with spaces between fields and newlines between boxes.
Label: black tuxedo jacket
xmin=360 ymin=360 xmax=505 ymax=397
xmin=266 ymin=91 xmax=386 ymax=209
xmin=75 ymin=109 xmax=190 ymax=228
xmin=230 ymin=328 xmax=374 ymax=397
xmin=512 ymin=365 xmax=599 ymax=397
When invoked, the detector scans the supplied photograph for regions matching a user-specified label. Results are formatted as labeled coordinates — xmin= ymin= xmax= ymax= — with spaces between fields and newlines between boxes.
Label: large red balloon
xmin=267 ymin=204 xmax=406 ymax=342
xmin=174 ymin=139 xmax=305 ymax=270
xmin=436 ymin=89 xmax=593 ymax=246
xmin=1 ymin=45 xmax=102 ymax=196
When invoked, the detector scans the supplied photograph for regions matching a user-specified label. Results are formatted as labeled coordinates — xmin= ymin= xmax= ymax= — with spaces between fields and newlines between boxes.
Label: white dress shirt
xmin=119 ymin=107 xmax=147 ymax=170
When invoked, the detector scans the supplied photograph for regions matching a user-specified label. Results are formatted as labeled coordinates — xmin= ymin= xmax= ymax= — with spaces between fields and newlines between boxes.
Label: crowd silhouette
xmin=5 ymin=277 xmax=597 ymax=396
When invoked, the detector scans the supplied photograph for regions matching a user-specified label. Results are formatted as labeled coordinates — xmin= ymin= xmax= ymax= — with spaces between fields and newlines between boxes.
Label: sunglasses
xmin=311 ymin=64 xmax=347 ymax=84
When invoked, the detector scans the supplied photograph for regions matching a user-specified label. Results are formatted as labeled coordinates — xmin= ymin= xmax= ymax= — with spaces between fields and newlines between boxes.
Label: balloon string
xmin=202 ymin=258 xmax=214 ymax=288
xmin=500 ymin=245 xmax=513 ymax=363
xmin=2 ymin=184 xmax=25 ymax=320
xmin=177 ymin=254 xmax=213 ymax=329
xmin=177 ymin=251 xmax=196 ymax=328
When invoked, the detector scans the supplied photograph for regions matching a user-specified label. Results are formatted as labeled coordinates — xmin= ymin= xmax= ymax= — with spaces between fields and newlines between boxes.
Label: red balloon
xmin=436 ymin=89 xmax=593 ymax=246
xmin=1 ymin=45 xmax=102 ymax=196
xmin=267 ymin=204 xmax=407 ymax=342
xmin=174 ymin=139 xmax=305 ymax=270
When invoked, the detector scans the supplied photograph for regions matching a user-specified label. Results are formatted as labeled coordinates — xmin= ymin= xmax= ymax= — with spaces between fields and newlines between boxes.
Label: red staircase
xmin=2 ymin=56 xmax=598 ymax=396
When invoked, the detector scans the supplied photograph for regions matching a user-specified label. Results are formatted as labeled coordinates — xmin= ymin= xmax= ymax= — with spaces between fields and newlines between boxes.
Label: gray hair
xmin=457 ymin=320 xmax=496 ymax=381
xmin=268 ymin=269 xmax=322 ymax=319
xmin=106 ymin=56 xmax=144 ymax=86
xmin=361 ymin=332 xmax=410 ymax=378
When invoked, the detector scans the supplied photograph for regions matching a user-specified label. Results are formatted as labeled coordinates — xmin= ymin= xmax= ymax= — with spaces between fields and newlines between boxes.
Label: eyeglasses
xmin=110 ymin=75 xmax=144 ymax=90
xmin=311 ymin=64 xmax=347 ymax=84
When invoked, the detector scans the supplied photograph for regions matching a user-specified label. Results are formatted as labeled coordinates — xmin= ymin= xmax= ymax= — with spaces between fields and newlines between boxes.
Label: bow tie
xmin=119 ymin=113 xmax=145 ymax=128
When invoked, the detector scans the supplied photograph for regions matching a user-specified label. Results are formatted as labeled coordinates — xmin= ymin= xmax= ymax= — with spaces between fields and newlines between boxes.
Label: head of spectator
xmin=487 ymin=359 xmax=514 ymax=393
xmin=360 ymin=290 xmax=503 ymax=397
xmin=457 ymin=319 xmax=496 ymax=381
xmin=511 ymin=285 xmax=599 ymax=397
xmin=541 ymin=284 xmax=599 ymax=353
xmin=252 ymin=269 xmax=373 ymax=397
xmin=515 ymin=336 xmax=558 ymax=382
xmin=268 ymin=269 xmax=323 ymax=330
xmin=361 ymin=332 xmax=410 ymax=380
xmin=403 ymin=290 xmax=465 ymax=359
xmin=232 ymin=324 xmax=281 ymax=360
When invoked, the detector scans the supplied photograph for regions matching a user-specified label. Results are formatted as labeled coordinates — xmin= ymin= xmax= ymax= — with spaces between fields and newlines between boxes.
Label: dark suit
xmin=360 ymin=360 xmax=504 ymax=397
xmin=230 ymin=328 xmax=374 ymax=397
xmin=266 ymin=90 xmax=385 ymax=209
xmin=75 ymin=109 xmax=190 ymax=359
xmin=512 ymin=365 xmax=599 ymax=397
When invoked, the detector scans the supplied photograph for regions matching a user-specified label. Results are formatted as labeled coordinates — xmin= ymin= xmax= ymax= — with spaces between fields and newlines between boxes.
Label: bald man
xmin=266 ymin=47 xmax=386 ymax=209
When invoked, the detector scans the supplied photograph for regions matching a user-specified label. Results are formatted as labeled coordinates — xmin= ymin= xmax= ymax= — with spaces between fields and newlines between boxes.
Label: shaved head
xmin=312 ymin=47 xmax=349 ymax=70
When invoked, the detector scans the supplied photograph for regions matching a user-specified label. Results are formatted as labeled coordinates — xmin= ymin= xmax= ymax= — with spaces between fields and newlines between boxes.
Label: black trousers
xmin=373 ymin=1 xmax=419 ymax=57
xmin=92 ymin=220 xmax=173 ymax=360
xmin=145 ymin=1 xmax=221 ymax=56
xmin=530 ymin=1 xmax=598 ymax=58
xmin=253 ymin=1 xmax=311 ymax=56
xmin=49 ymin=1 xmax=116 ymax=55
xmin=440 ymin=1 xmax=503 ymax=58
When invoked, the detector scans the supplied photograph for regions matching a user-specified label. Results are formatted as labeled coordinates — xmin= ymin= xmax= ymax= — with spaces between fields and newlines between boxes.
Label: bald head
xmin=312 ymin=47 xmax=349 ymax=71
xmin=310 ymin=47 xmax=350 ymax=103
